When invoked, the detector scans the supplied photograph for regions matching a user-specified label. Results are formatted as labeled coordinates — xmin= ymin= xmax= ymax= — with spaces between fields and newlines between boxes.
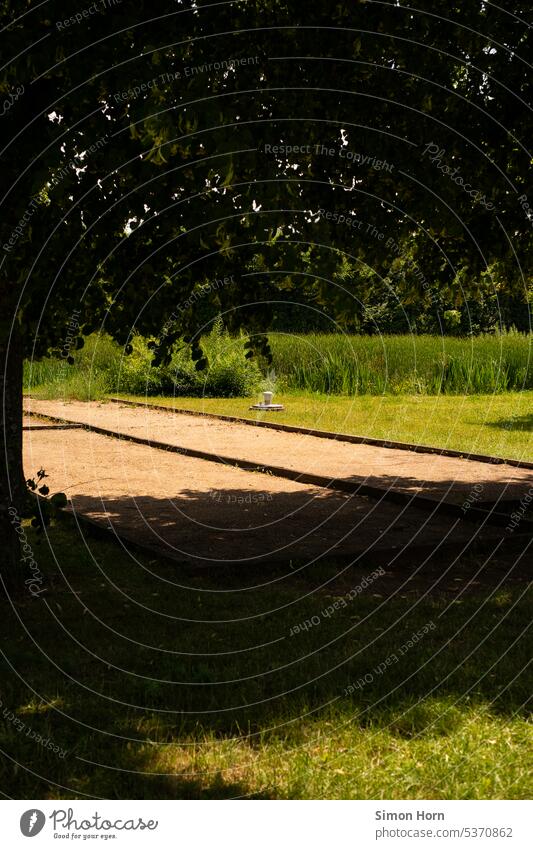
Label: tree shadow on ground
xmin=66 ymin=483 xmax=530 ymax=578
xmin=0 ymin=489 xmax=530 ymax=799
xmin=487 ymin=413 xmax=533 ymax=433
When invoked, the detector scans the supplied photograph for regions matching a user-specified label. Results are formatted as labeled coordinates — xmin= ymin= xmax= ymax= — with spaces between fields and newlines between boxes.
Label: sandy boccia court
xmin=22 ymin=400 xmax=528 ymax=567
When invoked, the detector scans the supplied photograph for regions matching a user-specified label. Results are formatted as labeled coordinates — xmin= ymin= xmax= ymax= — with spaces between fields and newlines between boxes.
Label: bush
xmin=24 ymin=326 xmax=262 ymax=399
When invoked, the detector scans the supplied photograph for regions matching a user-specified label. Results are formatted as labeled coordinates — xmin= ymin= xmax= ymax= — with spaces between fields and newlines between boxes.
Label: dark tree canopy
xmin=1 ymin=0 xmax=531 ymax=366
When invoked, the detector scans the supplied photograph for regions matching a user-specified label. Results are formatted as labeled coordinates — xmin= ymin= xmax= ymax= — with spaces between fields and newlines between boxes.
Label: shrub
xmin=25 ymin=326 xmax=262 ymax=399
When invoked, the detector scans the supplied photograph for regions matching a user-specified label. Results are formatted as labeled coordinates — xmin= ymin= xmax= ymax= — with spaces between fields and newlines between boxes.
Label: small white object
xmin=250 ymin=390 xmax=284 ymax=411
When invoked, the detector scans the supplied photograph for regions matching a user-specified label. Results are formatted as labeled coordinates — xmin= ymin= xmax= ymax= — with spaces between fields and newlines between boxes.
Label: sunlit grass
xmin=269 ymin=331 xmax=532 ymax=395
xmin=116 ymin=391 xmax=533 ymax=462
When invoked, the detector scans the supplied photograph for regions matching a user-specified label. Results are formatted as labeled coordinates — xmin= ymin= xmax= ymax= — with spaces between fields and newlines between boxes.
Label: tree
xmin=1 ymin=0 xmax=531 ymax=587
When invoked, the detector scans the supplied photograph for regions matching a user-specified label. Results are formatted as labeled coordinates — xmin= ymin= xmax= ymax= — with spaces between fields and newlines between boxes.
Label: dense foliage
xmin=1 ymin=0 xmax=531 ymax=364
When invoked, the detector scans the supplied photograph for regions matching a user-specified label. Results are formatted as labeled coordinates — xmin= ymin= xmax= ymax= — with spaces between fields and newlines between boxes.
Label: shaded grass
xmin=116 ymin=391 xmax=533 ymax=463
xmin=1 ymin=521 xmax=531 ymax=799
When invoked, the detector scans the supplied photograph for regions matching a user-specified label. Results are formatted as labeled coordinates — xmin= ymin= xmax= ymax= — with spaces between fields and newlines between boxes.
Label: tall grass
xmin=24 ymin=330 xmax=531 ymax=399
xmin=24 ymin=336 xmax=119 ymax=400
xmin=24 ymin=325 xmax=262 ymax=400
xmin=269 ymin=331 xmax=532 ymax=395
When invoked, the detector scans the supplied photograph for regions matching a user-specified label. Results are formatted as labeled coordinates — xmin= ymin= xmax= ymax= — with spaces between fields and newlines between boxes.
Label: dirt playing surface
xmin=23 ymin=405 xmax=526 ymax=568
xmin=26 ymin=399 xmax=533 ymax=507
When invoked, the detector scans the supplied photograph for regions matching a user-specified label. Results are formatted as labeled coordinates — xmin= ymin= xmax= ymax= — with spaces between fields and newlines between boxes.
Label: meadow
xmin=24 ymin=329 xmax=532 ymax=399
xmin=117 ymin=391 xmax=533 ymax=463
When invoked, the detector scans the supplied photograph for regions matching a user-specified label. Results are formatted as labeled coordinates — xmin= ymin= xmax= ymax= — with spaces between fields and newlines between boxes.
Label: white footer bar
xmin=2 ymin=799 xmax=531 ymax=848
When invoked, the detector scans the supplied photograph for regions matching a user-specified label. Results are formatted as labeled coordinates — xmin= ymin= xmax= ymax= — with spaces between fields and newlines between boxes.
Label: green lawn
xmin=116 ymin=390 xmax=533 ymax=462
xmin=1 ymin=520 xmax=531 ymax=799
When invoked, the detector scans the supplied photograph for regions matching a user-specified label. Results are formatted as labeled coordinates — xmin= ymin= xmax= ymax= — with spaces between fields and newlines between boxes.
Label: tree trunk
xmin=0 ymin=306 xmax=24 ymax=595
